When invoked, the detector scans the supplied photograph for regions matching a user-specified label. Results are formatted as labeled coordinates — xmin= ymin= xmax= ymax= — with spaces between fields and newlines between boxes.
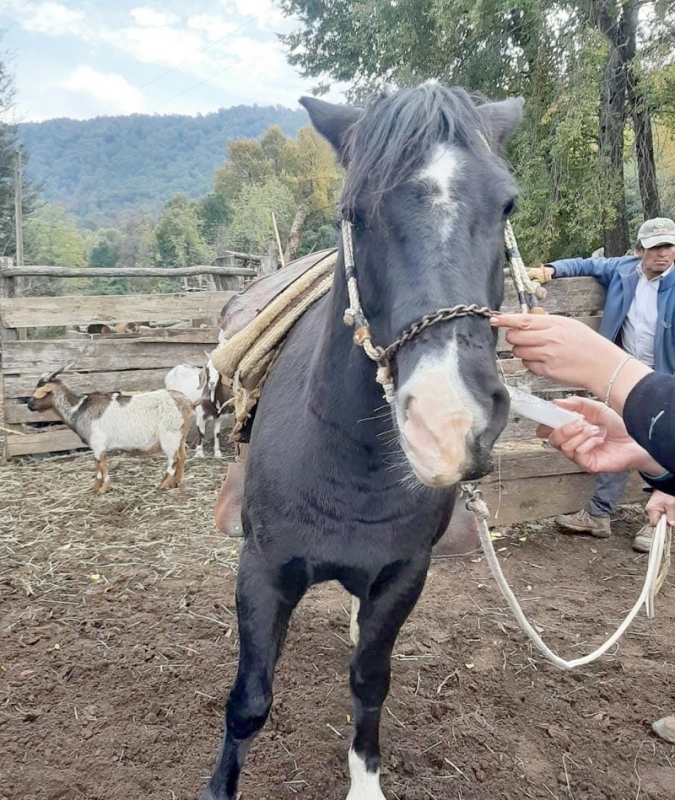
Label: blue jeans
xmin=585 ymin=471 xmax=631 ymax=518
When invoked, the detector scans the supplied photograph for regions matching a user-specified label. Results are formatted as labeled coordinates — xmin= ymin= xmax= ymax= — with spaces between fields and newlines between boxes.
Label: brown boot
xmin=632 ymin=524 xmax=654 ymax=553
xmin=555 ymin=509 xmax=611 ymax=538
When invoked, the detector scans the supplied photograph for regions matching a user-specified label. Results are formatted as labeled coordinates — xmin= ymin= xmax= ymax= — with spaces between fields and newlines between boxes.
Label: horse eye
xmin=503 ymin=199 xmax=517 ymax=218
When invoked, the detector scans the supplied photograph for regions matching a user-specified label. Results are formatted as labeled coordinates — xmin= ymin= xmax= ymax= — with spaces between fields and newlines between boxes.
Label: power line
xmin=95 ymin=15 xmax=259 ymax=117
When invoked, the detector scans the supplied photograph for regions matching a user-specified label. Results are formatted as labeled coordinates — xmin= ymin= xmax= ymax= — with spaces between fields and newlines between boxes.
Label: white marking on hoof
xmin=195 ymin=445 xmax=205 ymax=458
xmin=346 ymin=748 xmax=386 ymax=800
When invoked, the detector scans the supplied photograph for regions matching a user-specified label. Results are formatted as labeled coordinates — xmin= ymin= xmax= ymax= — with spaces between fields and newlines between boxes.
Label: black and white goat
xmin=27 ymin=369 xmax=193 ymax=493
xmin=164 ymin=360 xmax=233 ymax=458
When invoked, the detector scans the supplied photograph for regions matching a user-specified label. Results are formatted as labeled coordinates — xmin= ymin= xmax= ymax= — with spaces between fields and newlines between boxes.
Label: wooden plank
xmin=503 ymin=276 xmax=606 ymax=315
xmin=479 ymin=471 xmax=645 ymax=527
xmin=1 ymin=339 xmax=219 ymax=374
xmin=484 ymin=446 xmax=586 ymax=481
xmin=0 ymin=290 xmax=234 ymax=329
xmin=3 ymin=367 xmax=174 ymax=399
xmin=6 ymin=428 xmax=86 ymax=457
xmin=0 ymin=265 xmax=256 ymax=279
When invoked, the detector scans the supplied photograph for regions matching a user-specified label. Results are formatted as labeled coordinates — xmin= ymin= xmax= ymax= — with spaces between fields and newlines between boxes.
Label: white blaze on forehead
xmin=346 ymin=748 xmax=386 ymax=800
xmin=417 ymin=144 xmax=462 ymax=208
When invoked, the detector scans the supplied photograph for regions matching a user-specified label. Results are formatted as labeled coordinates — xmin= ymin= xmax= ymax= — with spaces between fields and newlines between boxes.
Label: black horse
xmin=202 ymin=84 xmax=523 ymax=800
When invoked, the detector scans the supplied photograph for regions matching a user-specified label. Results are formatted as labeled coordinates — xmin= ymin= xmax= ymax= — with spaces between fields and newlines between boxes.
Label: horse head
xmin=302 ymin=85 xmax=523 ymax=488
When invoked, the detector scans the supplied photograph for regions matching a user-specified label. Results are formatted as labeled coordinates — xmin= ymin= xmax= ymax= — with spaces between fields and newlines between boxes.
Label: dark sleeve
xmin=624 ymin=373 xmax=675 ymax=491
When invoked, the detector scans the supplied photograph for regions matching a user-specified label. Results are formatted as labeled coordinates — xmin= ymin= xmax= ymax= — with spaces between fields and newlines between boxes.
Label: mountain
xmin=19 ymin=105 xmax=309 ymax=228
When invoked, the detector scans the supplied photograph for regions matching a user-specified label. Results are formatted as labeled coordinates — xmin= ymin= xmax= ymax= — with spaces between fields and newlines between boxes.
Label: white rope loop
xmin=464 ymin=484 xmax=671 ymax=670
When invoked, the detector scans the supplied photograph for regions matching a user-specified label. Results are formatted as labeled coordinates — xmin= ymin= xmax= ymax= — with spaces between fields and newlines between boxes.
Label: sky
xmin=0 ymin=0 xmax=346 ymax=122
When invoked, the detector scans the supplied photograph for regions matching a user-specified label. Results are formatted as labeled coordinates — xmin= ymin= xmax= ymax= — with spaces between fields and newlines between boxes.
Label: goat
xmin=27 ymin=369 xmax=193 ymax=493
xmin=164 ymin=360 xmax=233 ymax=458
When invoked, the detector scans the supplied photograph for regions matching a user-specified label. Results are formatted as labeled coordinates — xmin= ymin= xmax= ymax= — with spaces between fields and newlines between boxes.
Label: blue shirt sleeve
xmin=547 ymin=257 xmax=628 ymax=288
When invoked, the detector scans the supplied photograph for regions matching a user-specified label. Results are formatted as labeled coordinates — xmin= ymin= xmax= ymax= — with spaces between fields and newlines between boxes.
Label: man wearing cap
xmin=528 ymin=217 xmax=675 ymax=551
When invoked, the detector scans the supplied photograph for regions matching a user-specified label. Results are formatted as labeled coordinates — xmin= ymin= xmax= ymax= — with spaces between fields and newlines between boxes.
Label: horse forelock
xmin=340 ymin=84 xmax=489 ymax=219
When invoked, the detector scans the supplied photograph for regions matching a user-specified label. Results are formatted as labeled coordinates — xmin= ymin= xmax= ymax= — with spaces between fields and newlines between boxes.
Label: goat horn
xmin=48 ymin=362 xmax=76 ymax=381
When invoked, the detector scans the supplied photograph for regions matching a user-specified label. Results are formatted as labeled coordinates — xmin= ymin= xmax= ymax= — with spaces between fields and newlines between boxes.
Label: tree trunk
xmin=592 ymin=0 xmax=633 ymax=256
xmin=629 ymin=77 xmax=661 ymax=222
xmin=284 ymin=204 xmax=309 ymax=264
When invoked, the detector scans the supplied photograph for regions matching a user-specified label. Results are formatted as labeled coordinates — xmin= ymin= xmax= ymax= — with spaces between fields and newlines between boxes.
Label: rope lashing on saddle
xmin=461 ymin=481 xmax=672 ymax=669
xmin=211 ymin=251 xmax=337 ymax=442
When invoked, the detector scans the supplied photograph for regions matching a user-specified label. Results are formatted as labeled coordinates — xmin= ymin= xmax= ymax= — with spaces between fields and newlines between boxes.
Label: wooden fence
xmin=0 ymin=256 xmax=261 ymax=458
xmin=0 ymin=257 xmax=645 ymax=525
xmin=483 ymin=276 xmax=644 ymax=525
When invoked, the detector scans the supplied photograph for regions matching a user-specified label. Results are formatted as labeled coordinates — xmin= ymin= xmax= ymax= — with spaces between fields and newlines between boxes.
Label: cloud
xmin=62 ymin=65 xmax=144 ymax=115
xmin=6 ymin=0 xmax=85 ymax=36
xmin=187 ymin=14 xmax=240 ymax=42
xmin=129 ymin=7 xmax=179 ymax=28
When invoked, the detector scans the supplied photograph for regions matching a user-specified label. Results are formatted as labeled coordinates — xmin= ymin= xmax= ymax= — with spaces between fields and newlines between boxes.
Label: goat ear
xmin=33 ymin=383 xmax=54 ymax=399
xmin=197 ymin=368 xmax=207 ymax=391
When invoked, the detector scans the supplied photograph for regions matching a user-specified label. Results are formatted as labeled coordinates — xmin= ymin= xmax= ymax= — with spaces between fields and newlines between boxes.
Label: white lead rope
xmin=466 ymin=489 xmax=671 ymax=670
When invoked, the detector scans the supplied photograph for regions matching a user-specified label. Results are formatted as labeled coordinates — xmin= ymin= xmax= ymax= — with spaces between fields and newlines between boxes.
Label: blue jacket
xmin=549 ymin=255 xmax=675 ymax=375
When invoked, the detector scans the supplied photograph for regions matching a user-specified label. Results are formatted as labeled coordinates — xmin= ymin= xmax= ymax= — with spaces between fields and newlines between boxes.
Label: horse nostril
xmin=491 ymin=384 xmax=510 ymax=419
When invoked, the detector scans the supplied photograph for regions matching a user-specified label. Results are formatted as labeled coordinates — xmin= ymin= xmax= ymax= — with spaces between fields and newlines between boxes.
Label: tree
xmin=226 ymin=178 xmax=297 ymax=255
xmin=213 ymin=124 xmax=341 ymax=261
xmin=0 ymin=46 xmax=36 ymax=257
xmin=23 ymin=203 xmax=88 ymax=267
xmin=153 ymin=195 xmax=212 ymax=267
xmin=279 ymin=0 xmax=672 ymax=259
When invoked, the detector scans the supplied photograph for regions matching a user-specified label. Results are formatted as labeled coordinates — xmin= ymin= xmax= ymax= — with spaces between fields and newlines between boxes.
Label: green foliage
xmin=0 ymin=45 xmax=36 ymax=257
xmin=19 ymin=106 xmax=308 ymax=228
xmin=152 ymin=195 xmax=212 ymax=267
xmin=23 ymin=203 xmax=89 ymax=267
xmin=89 ymin=230 xmax=120 ymax=268
xmin=227 ymin=178 xmax=297 ymax=254
xmin=279 ymin=0 xmax=673 ymax=261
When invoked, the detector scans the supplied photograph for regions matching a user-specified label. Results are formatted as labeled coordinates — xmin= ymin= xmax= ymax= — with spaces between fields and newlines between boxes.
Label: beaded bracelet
xmin=604 ymin=354 xmax=635 ymax=407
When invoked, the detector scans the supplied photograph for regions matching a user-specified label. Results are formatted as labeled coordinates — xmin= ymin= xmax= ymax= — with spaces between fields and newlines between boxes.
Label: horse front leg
xmin=347 ymin=556 xmax=430 ymax=800
xmin=201 ymin=542 xmax=305 ymax=800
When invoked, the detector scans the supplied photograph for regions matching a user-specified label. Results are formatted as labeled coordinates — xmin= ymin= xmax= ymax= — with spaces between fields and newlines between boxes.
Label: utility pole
xmin=14 ymin=149 xmax=23 ymax=267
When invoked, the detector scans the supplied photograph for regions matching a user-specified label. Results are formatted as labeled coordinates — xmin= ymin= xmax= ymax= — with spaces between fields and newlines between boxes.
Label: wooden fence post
xmin=259 ymin=241 xmax=279 ymax=276
xmin=0 ymin=257 xmax=19 ymax=459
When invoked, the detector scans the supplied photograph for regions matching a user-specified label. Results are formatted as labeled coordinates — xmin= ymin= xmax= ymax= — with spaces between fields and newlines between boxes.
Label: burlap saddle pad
xmin=211 ymin=248 xmax=338 ymax=442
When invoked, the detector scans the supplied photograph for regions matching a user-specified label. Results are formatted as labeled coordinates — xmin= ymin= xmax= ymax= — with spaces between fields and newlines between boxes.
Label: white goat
xmin=164 ymin=361 xmax=233 ymax=458
xmin=28 ymin=369 xmax=193 ymax=493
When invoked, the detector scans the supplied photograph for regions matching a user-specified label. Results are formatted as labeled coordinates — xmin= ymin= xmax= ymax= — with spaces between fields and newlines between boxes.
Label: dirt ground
xmin=0 ymin=452 xmax=674 ymax=800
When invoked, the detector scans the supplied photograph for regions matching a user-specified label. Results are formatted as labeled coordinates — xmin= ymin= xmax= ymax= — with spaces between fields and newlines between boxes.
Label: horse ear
xmin=477 ymin=97 xmax=524 ymax=152
xmin=300 ymin=96 xmax=362 ymax=165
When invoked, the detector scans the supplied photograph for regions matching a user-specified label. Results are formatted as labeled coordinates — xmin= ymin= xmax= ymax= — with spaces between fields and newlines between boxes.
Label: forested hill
xmin=20 ymin=105 xmax=308 ymax=227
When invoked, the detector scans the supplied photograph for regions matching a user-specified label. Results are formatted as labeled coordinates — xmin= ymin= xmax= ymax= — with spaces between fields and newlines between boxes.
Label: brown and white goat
xmin=27 ymin=370 xmax=193 ymax=493
xmin=164 ymin=359 xmax=233 ymax=458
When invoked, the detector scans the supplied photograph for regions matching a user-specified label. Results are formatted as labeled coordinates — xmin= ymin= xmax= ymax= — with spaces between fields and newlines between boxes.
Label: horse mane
xmin=341 ymin=83 xmax=489 ymax=219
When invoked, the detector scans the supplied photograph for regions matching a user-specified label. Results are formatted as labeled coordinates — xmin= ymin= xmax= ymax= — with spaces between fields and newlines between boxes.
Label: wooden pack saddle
xmin=211 ymin=248 xmax=338 ymax=442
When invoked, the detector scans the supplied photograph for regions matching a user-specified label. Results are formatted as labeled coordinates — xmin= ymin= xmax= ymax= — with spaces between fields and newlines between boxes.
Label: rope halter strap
xmin=341 ymin=220 xmax=496 ymax=404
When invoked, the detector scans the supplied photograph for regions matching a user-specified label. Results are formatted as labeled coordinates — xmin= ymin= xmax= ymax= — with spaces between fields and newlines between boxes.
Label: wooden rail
xmin=0 ymin=264 xmax=257 ymax=278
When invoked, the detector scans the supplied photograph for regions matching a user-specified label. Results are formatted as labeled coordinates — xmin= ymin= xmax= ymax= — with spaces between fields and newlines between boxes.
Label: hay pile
xmin=0 ymin=453 xmax=241 ymax=602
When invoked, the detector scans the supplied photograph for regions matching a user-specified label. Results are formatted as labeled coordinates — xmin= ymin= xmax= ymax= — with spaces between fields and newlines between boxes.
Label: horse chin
xmin=405 ymin=452 xmax=464 ymax=488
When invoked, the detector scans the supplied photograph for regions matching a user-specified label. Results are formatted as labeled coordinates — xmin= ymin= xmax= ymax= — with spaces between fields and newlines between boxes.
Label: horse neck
xmin=310 ymin=253 xmax=391 ymax=439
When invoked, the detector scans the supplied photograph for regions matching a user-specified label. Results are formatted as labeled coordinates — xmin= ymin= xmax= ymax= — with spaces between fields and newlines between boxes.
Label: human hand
xmin=536 ymin=396 xmax=666 ymax=475
xmin=527 ymin=264 xmax=554 ymax=284
xmin=645 ymin=490 xmax=675 ymax=527
xmin=490 ymin=313 xmax=651 ymax=408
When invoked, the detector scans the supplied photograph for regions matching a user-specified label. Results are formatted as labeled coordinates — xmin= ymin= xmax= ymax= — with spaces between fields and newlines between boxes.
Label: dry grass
xmin=0 ymin=452 xmax=241 ymax=603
